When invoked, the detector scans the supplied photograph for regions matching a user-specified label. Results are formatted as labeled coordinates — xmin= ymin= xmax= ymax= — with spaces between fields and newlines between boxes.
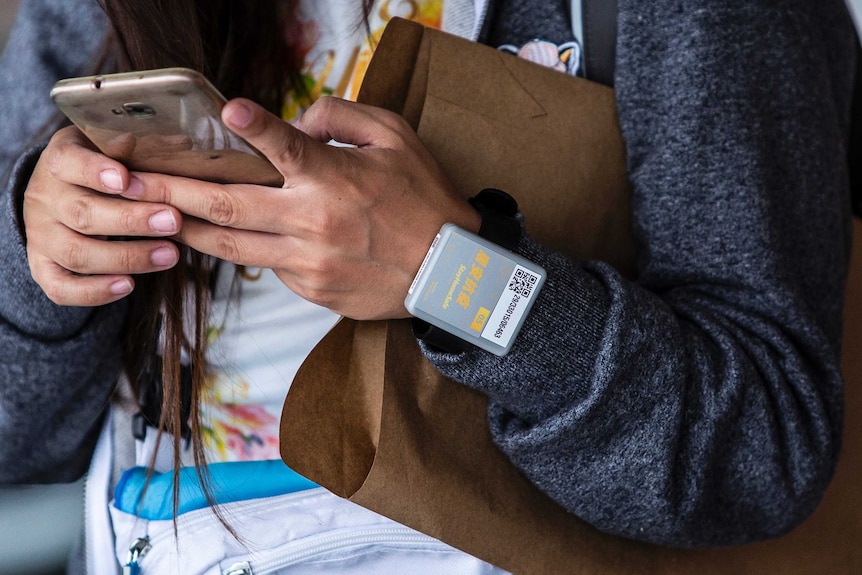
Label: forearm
xmin=424 ymin=0 xmax=855 ymax=546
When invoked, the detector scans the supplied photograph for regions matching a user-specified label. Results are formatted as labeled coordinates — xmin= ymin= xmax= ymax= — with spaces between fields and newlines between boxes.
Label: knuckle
xmin=380 ymin=109 xmax=410 ymax=133
xmin=215 ymin=232 xmax=243 ymax=262
xmin=78 ymin=284 xmax=103 ymax=308
xmin=317 ymin=96 xmax=339 ymax=115
xmin=276 ymin=131 xmax=308 ymax=167
xmin=305 ymin=209 xmax=336 ymax=238
xmin=151 ymin=178 xmax=173 ymax=204
xmin=42 ymin=287 xmax=63 ymax=305
xmin=316 ymin=255 xmax=341 ymax=281
xmin=59 ymin=241 xmax=87 ymax=271
xmin=68 ymin=198 xmax=94 ymax=232
xmin=43 ymin=143 xmax=64 ymax=179
xmin=116 ymin=246 xmax=137 ymax=272
xmin=44 ymin=128 xmax=84 ymax=180
xmin=118 ymin=209 xmax=139 ymax=234
xmin=40 ymin=278 xmax=67 ymax=305
xmin=300 ymin=258 xmax=339 ymax=292
xmin=206 ymin=192 xmax=241 ymax=227
xmin=308 ymin=96 xmax=334 ymax=118
xmin=298 ymin=284 xmax=335 ymax=309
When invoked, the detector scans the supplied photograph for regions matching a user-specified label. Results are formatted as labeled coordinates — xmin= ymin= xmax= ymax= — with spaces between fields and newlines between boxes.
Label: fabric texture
xmin=0 ymin=0 xmax=125 ymax=485
xmin=0 ymin=0 xmax=857 ymax=555
xmin=423 ymin=0 xmax=857 ymax=547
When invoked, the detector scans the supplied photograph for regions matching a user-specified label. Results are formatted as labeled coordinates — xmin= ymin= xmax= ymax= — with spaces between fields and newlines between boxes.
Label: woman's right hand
xmin=23 ymin=126 xmax=182 ymax=307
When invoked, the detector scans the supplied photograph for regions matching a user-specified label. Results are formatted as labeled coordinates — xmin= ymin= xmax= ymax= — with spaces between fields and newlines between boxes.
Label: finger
xmin=35 ymin=229 xmax=180 ymax=276
xmin=44 ymin=126 xmax=134 ymax=194
xmin=222 ymin=98 xmax=325 ymax=178
xmin=125 ymin=172 xmax=295 ymax=234
xmin=174 ymin=216 xmax=284 ymax=267
xmin=28 ymin=252 xmax=135 ymax=307
xmin=52 ymin=186 xmax=182 ymax=237
xmin=294 ymin=96 xmax=412 ymax=149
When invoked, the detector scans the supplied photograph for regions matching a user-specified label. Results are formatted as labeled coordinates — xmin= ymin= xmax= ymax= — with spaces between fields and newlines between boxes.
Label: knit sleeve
xmin=0 ymin=0 xmax=128 ymax=484
xmin=422 ymin=0 xmax=856 ymax=546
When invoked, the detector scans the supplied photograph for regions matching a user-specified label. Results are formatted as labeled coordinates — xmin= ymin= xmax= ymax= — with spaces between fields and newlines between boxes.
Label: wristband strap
xmin=413 ymin=189 xmax=521 ymax=353
xmin=468 ymin=188 xmax=521 ymax=250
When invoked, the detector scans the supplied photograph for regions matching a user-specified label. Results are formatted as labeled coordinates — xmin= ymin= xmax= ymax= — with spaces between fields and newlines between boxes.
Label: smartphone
xmin=50 ymin=67 xmax=283 ymax=186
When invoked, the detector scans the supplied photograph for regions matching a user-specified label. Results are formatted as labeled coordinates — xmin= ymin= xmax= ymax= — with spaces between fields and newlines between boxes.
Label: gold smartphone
xmin=50 ymin=67 xmax=283 ymax=186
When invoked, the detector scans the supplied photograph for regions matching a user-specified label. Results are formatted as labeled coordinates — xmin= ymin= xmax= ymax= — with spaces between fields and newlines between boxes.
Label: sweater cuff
xmin=0 ymin=147 xmax=94 ymax=338
xmin=419 ymin=231 xmax=613 ymax=421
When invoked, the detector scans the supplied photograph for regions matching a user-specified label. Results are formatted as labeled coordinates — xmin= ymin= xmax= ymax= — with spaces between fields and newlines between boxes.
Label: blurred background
xmin=2 ymin=0 xmax=862 ymax=574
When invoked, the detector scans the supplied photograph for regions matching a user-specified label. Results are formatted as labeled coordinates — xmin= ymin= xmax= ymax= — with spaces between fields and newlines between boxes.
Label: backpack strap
xmin=848 ymin=40 xmax=862 ymax=217
xmin=580 ymin=0 xmax=618 ymax=87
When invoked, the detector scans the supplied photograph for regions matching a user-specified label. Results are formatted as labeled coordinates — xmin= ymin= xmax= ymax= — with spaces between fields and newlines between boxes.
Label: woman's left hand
xmin=125 ymin=96 xmax=479 ymax=320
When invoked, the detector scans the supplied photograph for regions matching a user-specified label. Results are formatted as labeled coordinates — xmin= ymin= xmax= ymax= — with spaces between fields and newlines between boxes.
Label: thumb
xmin=222 ymin=98 xmax=320 ymax=177
xmin=296 ymin=96 xmax=409 ymax=149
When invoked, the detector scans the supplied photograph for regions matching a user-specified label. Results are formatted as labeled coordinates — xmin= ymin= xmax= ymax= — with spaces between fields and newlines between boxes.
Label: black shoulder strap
xmin=581 ymin=0 xmax=618 ymax=87
xmin=848 ymin=41 xmax=862 ymax=217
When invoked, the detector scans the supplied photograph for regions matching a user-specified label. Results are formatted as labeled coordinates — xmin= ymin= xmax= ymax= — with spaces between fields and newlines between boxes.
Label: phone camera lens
xmin=122 ymin=103 xmax=156 ymax=118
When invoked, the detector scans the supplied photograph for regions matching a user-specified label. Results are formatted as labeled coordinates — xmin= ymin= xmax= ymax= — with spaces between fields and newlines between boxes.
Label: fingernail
xmin=149 ymin=210 xmax=177 ymax=233
xmin=226 ymin=102 xmax=252 ymax=128
xmin=100 ymin=169 xmax=123 ymax=192
xmin=151 ymin=246 xmax=178 ymax=267
xmin=109 ymin=279 xmax=133 ymax=295
xmin=124 ymin=177 xmax=144 ymax=199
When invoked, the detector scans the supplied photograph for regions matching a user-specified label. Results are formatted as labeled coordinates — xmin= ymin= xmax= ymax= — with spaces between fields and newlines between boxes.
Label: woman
xmin=1 ymin=0 xmax=857 ymax=572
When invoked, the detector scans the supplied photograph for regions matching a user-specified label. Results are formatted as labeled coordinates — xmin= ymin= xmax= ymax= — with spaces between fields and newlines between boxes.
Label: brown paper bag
xmin=281 ymin=18 xmax=862 ymax=574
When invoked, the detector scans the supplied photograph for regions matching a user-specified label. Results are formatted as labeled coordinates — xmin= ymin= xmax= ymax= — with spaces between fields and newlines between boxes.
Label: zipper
xmin=220 ymin=527 xmax=442 ymax=575
xmin=127 ymin=489 xmax=324 ymax=571
xmin=223 ymin=562 xmax=253 ymax=575
xmin=127 ymin=493 xmax=441 ymax=575
xmin=135 ymin=490 xmax=314 ymax=552
xmin=82 ymin=471 xmax=90 ymax=572
xmin=122 ymin=537 xmax=151 ymax=575
xmin=121 ymin=488 xmax=455 ymax=575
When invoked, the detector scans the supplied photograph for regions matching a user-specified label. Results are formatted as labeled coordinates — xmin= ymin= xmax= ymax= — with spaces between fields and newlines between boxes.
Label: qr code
xmin=508 ymin=268 xmax=538 ymax=297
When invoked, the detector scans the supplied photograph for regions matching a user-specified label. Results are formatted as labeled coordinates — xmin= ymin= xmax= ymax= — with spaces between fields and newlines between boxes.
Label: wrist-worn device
xmin=405 ymin=189 xmax=545 ymax=356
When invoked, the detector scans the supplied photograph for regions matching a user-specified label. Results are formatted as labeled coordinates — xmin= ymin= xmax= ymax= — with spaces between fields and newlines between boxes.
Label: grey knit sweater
xmin=0 ymin=0 xmax=856 ymax=549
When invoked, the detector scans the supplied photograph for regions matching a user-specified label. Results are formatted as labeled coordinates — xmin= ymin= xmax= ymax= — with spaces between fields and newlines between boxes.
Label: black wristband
xmin=412 ymin=189 xmax=521 ymax=353
xmin=468 ymin=188 xmax=521 ymax=251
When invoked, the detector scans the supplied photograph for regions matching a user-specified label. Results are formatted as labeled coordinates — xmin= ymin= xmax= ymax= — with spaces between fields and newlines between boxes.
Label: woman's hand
xmin=23 ymin=126 xmax=182 ymax=306
xmin=127 ymin=97 xmax=479 ymax=320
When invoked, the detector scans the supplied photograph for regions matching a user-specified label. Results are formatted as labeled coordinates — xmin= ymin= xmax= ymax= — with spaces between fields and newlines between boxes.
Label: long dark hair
xmin=95 ymin=0 xmax=302 ymax=529
xmin=98 ymin=0 xmax=377 ymax=529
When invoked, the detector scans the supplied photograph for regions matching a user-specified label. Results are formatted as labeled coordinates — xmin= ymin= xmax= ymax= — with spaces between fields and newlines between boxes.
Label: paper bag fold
xmin=281 ymin=18 xmax=862 ymax=575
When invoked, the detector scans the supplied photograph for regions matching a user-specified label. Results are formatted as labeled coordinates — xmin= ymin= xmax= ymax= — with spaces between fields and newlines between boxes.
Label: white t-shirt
xmin=200 ymin=0 xmax=445 ymax=464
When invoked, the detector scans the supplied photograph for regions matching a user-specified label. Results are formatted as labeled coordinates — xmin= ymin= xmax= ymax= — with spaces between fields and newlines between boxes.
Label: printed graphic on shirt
xmin=498 ymin=39 xmax=582 ymax=77
xmin=283 ymin=0 xmax=444 ymax=121
xmin=202 ymin=385 xmax=282 ymax=462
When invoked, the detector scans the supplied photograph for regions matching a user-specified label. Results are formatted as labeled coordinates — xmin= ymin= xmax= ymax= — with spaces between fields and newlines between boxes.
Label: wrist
xmin=409 ymin=189 xmax=539 ymax=356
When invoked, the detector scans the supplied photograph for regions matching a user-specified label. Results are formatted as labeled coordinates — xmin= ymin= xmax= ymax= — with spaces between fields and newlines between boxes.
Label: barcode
xmin=508 ymin=268 xmax=538 ymax=298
